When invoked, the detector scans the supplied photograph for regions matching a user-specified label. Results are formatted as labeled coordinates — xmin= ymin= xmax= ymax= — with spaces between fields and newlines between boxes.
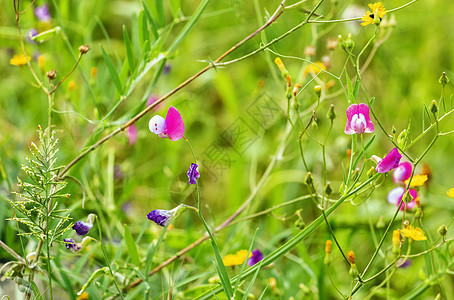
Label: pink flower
xmin=344 ymin=103 xmax=374 ymax=135
xmin=387 ymin=187 xmax=417 ymax=210
xmin=374 ymin=148 xmax=402 ymax=173
xmin=393 ymin=162 xmax=412 ymax=185
xmin=127 ymin=125 xmax=138 ymax=145
xmin=148 ymin=106 xmax=185 ymax=141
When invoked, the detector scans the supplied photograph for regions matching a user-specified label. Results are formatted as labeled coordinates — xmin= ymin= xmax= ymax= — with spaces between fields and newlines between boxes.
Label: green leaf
xmin=100 ymin=46 xmax=123 ymax=94
xmin=142 ymin=1 xmax=159 ymax=39
xmin=31 ymin=280 xmax=44 ymax=300
xmin=346 ymin=71 xmax=353 ymax=103
xmin=170 ymin=0 xmax=181 ymax=18
xmin=123 ymin=25 xmax=135 ymax=74
xmin=124 ymin=224 xmax=140 ymax=266
xmin=353 ymin=77 xmax=360 ymax=101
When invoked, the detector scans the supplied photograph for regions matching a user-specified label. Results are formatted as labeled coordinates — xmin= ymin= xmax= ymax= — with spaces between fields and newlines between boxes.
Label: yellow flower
xmin=77 ymin=292 xmax=89 ymax=300
xmin=303 ymin=62 xmax=326 ymax=76
xmin=401 ymin=225 xmax=427 ymax=241
xmin=447 ymin=188 xmax=454 ymax=199
xmin=10 ymin=54 xmax=30 ymax=66
xmin=404 ymin=174 xmax=428 ymax=187
xmin=68 ymin=80 xmax=77 ymax=92
xmin=222 ymin=249 xmax=251 ymax=266
xmin=38 ymin=55 xmax=45 ymax=69
xmin=361 ymin=2 xmax=387 ymax=27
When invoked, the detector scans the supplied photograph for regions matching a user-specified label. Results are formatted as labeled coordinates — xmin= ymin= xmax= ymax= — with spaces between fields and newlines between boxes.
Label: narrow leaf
xmin=124 ymin=224 xmax=140 ymax=266
xmin=100 ymin=46 xmax=123 ymax=94
xmin=123 ymin=25 xmax=135 ymax=74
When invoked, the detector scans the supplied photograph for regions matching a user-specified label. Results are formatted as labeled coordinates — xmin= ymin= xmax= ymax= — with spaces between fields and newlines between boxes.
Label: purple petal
xmin=127 ymin=125 xmax=139 ymax=145
xmin=376 ymin=148 xmax=402 ymax=173
xmin=63 ymin=238 xmax=80 ymax=251
xmin=72 ymin=221 xmax=92 ymax=236
xmin=165 ymin=106 xmax=185 ymax=141
xmin=27 ymin=29 xmax=38 ymax=44
xmin=187 ymin=163 xmax=200 ymax=184
xmin=344 ymin=103 xmax=374 ymax=134
xmin=34 ymin=4 xmax=51 ymax=21
xmin=248 ymin=249 xmax=264 ymax=266
xmin=147 ymin=209 xmax=171 ymax=226
xmin=393 ymin=162 xmax=412 ymax=185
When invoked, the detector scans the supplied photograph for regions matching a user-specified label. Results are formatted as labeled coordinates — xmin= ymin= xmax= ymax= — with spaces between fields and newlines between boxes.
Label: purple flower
xmin=148 ymin=106 xmax=185 ymax=141
xmin=27 ymin=29 xmax=38 ymax=44
xmin=72 ymin=221 xmax=92 ymax=236
xmin=187 ymin=163 xmax=200 ymax=184
xmin=127 ymin=125 xmax=139 ymax=145
xmin=146 ymin=94 xmax=162 ymax=110
xmin=375 ymin=148 xmax=402 ymax=173
xmin=248 ymin=249 xmax=264 ymax=266
xmin=147 ymin=204 xmax=186 ymax=227
xmin=344 ymin=103 xmax=375 ymax=135
xmin=34 ymin=4 xmax=51 ymax=22
xmin=63 ymin=238 xmax=80 ymax=252
xmin=163 ymin=64 xmax=171 ymax=75
xmin=387 ymin=187 xmax=417 ymax=210
xmin=397 ymin=258 xmax=412 ymax=268
xmin=393 ymin=162 xmax=412 ymax=185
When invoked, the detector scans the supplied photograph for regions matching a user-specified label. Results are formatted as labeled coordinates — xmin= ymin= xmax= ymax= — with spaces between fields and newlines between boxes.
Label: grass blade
xmin=123 ymin=224 xmax=140 ymax=266
xmin=100 ymin=46 xmax=124 ymax=95
xmin=123 ymin=25 xmax=135 ymax=74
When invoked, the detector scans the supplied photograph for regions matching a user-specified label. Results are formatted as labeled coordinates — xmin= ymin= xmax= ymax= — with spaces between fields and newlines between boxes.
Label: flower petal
xmin=149 ymin=115 xmax=166 ymax=135
xmin=393 ymin=162 xmax=412 ymax=184
xmin=165 ymin=106 xmax=185 ymax=141
xmin=357 ymin=103 xmax=374 ymax=133
xmin=344 ymin=104 xmax=358 ymax=134
xmin=387 ymin=187 xmax=404 ymax=205
xmin=376 ymin=148 xmax=401 ymax=173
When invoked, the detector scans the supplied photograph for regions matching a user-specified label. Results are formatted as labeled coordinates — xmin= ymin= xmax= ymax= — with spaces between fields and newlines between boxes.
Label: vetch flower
xmin=222 ymin=250 xmax=251 ymax=267
xmin=148 ymin=106 xmax=185 ymax=141
xmin=147 ymin=204 xmax=186 ymax=227
xmin=72 ymin=214 xmax=95 ymax=236
xmin=187 ymin=163 xmax=200 ymax=184
xmin=127 ymin=125 xmax=138 ymax=145
xmin=361 ymin=2 xmax=387 ymax=26
xmin=404 ymin=175 xmax=428 ymax=187
xmin=372 ymin=148 xmax=402 ymax=173
xmin=401 ymin=225 xmax=427 ymax=241
xmin=27 ymin=29 xmax=38 ymax=44
xmin=344 ymin=103 xmax=374 ymax=135
xmin=393 ymin=162 xmax=412 ymax=185
xmin=35 ymin=4 xmax=51 ymax=22
xmin=387 ymin=187 xmax=417 ymax=210
xmin=10 ymin=54 xmax=30 ymax=66
xmin=447 ymin=188 xmax=454 ymax=199
xmin=64 ymin=238 xmax=81 ymax=252
xmin=248 ymin=249 xmax=264 ymax=266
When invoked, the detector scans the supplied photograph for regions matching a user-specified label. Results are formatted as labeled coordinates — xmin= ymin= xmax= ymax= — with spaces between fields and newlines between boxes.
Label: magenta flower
xmin=187 ymin=163 xmax=200 ymax=184
xmin=344 ymin=103 xmax=374 ymax=135
xmin=387 ymin=187 xmax=417 ymax=210
xmin=393 ymin=162 xmax=412 ymax=185
xmin=148 ymin=106 xmax=185 ymax=141
xmin=34 ymin=4 xmax=51 ymax=22
xmin=374 ymin=148 xmax=402 ymax=173
xmin=127 ymin=125 xmax=139 ymax=145
xmin=248 ymin=249 xmax=264 ymax=266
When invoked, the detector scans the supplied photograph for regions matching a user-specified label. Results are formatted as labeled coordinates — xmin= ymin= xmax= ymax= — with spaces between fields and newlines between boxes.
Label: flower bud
xmin=430 ymin=100 xmax=438 ymax=114
xmin=324 ymin=182 xmax=332 ymax=196
xmin=292 ymin=84 xmax=302 ymax=96
xmin=79 ymin=44 xmax=90 ymax=54
xmin=304 ymin=45 xmax=316 ymax=57
xmin=286 ymin=75 xmax=292 ymax=88
xmin=269 ymin=277 xmax=277 ymax=290
xmin=304 ymin=172 xmax=313 ymax=185
xmin=402 ymin=190 xmax=412 ymax=203
xmin=344 ymin=33 xmax=354 ymax=52
xmin=47 ymin=69 xmax=57 ymax=80
xmin=314 ymin=85 xmax=322 ymax=97
xmin=326 ymin=38 xmax=338 ymax=51
xmin=324 ymin=240 xmax=332 ymax=265
xmin=274 ymin=57 xmax=289 ymax=77
xmin=439 ymin=72 xmax=449 ymax=85
xmin=347 ymin=250 xmax=355 ymax=264
xmin=326 ymin=104 xmax=336 ymax=120
xmin=311 ymin=119 xmax=318 ymax=130
xmin=438 ymin=225 xmax=447 ymax=238
xmin=392 ymin=230 xmax=401 ymax=254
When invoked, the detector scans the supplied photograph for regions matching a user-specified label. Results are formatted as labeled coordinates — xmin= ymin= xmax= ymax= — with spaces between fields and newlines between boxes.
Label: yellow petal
xmin=447 ymin=188 xmax=454 ymax=199
xmin=404 ymin=175 xmax=428 ymax=187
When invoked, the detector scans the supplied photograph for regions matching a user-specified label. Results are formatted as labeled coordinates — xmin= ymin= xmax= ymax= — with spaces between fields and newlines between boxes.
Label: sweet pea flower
xmin=387 ymin=187 xmax=417 ymax=210
xmin=147 ymin=204 xmax=186 ymax=227
xmin=187 ymin=163 xmax=200 ymax=184
xmin=393 ymin=162 xmax=412 ymax=185
xmin=148 ymin=106 xmax=185 ymax=141
xmin=372 ymin=148 xmax=402 ymax=173
xmin=248 ymin=249 xmax=264 ymax=266
xmin=344 ymin=103 xmax=374 ymax=135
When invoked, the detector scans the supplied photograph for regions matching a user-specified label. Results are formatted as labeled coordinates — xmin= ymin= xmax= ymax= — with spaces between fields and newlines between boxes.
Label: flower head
xmin=361 ymin=2 xmax=387 ymax=26
xmin=404 ymin=175 xmax=428 ymax=187
xmin=387 ymin=187 xmax=417 ymax=210
xmin=27 ymin=29 xmax=39 ymax=44
xmin=35 ymin=4 xmax=51 ymax=22
xmin=147 ymin=204 xmax=186 ymax=227
xmin=344 ymin=103 xmax=374 ymax=135
xmin=127 ymin=125 xmax=139 ymax=145
xmin=10 ymin=54 xmax=30 ymax=66
xmin=72 ymin=214 xmax=95 ymax=236
xmin=148 ymin=106 xmax=185 ymax=141
xmin=248 ymin=249 xmax=264 ymax=266
xmin=447 ymin=188 xmax=454 ymax=199
xmin=303 ymin=62 xmax=326 ymax=76
xmin=187 ymin=163 xmax=200 ymax=184
xmin=222 ymin=250 xmax=251 ymax=267
xmin=374 ymin=148 xmax=402 ymax=173
xmin=393 ymin=162 xmax=412 ymax=185
xmin=401 ymin=225 xmax=427 ymax=241
xmin=64 ymin=238 xmax=81 ymax=252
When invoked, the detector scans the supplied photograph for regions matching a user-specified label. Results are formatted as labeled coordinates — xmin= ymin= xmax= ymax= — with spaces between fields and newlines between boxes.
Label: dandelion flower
xmin=401 ymin=225 xmax=427 ymax=241
xmin=10 ymin=54 xmax=30 ymax=66
xmin=361 ymin=2 xmax=387 ymax=26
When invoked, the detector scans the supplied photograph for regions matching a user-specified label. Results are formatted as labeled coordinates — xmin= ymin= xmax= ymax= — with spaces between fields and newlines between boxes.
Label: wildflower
xmin=372 ymin=148 xmax=402 ymax=173
xmin=64 ymin=238 xmax=81 ymax=252
xmin=304 ymin=45 xmax=316 ymax=57
xmin=248 ymin=249 xmax=264 ymax=266
xmin=361 ymin=2 xmax=387 ymax=26
xmin=79 ymin=45 xmax=90 ymax=54
xmin=72 ymin=214 xmax=95 ymax=236
xmin=347 ymin=250 xmax=358 ymax=277
xmin=148 ymin=106 xmax=185 ymax=141
xmin=401 ymin=225 xmax=427 ymax=241
xmin=222 ymin=250 xmax=251 ymax=267
xmin=344 ymin=103 xmax=375 ymax=135
xmin=68 ymin=80 xmax=76 ymax=92
xmin=393 ymin=162 xmax=412 ymax=185
xmin=90 ymin=67 xmax=97 ymax=79
xmin=77 ymin=292 xmax=89 ymax=300
xmin=127 ymin=125 xmax=138 ymax=145
xmin=347 ymin=250 xmax=355 ymax=264
xmin=404 ymin=175 xmax=428 ymax=187
xmin=187 ymin=163 xmax=200 ymax=184
xmin=397 ymin=258 xmax=411 ymax=268
xmin=27 ymin=29 xmax=38 ymax=44
xmin=10 ymin=54 xmax=30 ymax=66
xmin=392 ymin=230 xmax=400 ymax=254
xmin=303 ymin=62 xmax=326 ymax=76
xmin=38 ymin=55 xmax=45 ymax=69
xmin=35 ymin=4 xmax=51 ymax=22
xmin=324 ymin=240 xmax=332 ymax=265
xmin=438 ymin=225 xmax=448 ymax=238
xmin=147 ymin=204 xmax=186 ymax=227
xmin=387 ymin=187 xmax=417 ymax=210
xmin=47 ymin=70 xmax=57 ymax=80
xmin=447 ymin=188 xmax=454 ymax=199
xmin=274 ymin=57 xmax=288 ymax=75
